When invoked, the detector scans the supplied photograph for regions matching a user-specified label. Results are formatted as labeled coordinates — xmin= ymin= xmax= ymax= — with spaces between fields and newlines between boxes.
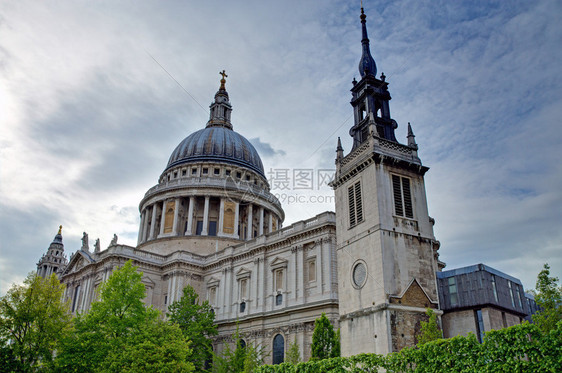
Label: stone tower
xmin=331 ymin=8 xmax=442 ymax=355
xmin=37 ymin=225 xmax=68 ymax=278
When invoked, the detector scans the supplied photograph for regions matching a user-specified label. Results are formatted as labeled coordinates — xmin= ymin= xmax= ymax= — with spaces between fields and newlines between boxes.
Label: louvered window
xmin=348 ymin=181 xmax=363 ymax=227
xmin=392 ymin=175 xmax=414 ymax=218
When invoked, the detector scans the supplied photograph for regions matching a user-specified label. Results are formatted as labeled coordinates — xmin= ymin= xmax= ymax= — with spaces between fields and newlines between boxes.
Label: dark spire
xmin=207 ymin=70 xmax=233 ymax=130
xmin=407 ymin=122 xmax=418 ymax=149
xmin=358 ymin=7 xmax=377 ymax=78
xmin=336 ymin=137 xmax=344 ymax=162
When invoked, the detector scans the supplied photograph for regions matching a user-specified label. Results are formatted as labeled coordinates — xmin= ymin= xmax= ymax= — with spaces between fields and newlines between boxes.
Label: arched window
xmin=272 ymin=334 xmax=284 ymax=365
xmin=239 ymin=339 xmax=246 ymax=349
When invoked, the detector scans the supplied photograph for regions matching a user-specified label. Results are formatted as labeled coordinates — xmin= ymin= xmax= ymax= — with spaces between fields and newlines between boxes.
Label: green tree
xmin=168 ymin=285 xmax=218 ymax=372
xmin=285 ymin=339 xmax=301 ymax=365
xmin=102 ymin=319 xmax=193 ymax=373
xmin=212 ymin=326 xmax=264 ymax=373
xmin=0 ymin=272 xmax=71 ymax=372
xmin=311 ymin=313 xmax=339 ymax=360
xmin=532 ymin=263 xmax=562 ymax=333
xmin=417 ymin=308 xmax=442 ymax=346
xmin=56 ymin=261 xmax=194 ymax=372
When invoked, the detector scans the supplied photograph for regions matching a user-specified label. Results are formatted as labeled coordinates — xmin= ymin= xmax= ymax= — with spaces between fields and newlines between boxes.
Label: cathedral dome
xmin=166 ymin=126 xmax=265 ymax=177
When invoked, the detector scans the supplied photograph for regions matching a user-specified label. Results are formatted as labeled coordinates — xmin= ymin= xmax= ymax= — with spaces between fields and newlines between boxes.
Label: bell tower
xmin=332 ymin=7 xmax=442 ymax=355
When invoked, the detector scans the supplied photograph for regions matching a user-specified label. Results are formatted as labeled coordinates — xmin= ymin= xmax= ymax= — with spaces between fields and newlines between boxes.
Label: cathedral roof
xmin=165 ymin=72 xmax=265 ymax=178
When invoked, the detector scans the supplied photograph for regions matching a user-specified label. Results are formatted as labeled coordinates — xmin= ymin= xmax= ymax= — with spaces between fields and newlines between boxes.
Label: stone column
xmin=172 ymin=198 xmax=181 ymax=235
xmin=234 ymin=201 xmax=240 ymax=238
xmin=137 ymin=211 xmax=145 ymax=244
xmin=218 ymin=198 xmax=225 ymax=236
xmin=258 ymin=207 xmax=264 ymax=236
xmin=158 ymin=201 xmax=166 ymax=237
xmin=318 ymin=239 xmax=324 ymax=294
xmin=246 ymin=204 xmax=253 ymax=240
xmin=142 ymin=209 xmax=150 ymax=242
xmin=149 ymin=204 xmax=158 ymax=240
xmin=185 ymin=196 xmax=195 ymax=235
xmin=293 ymin=247 xmax=298 ymax=300
xmin=325 ymin=238 xmax=333 ymax=297
xmin=201 ymin=196 xmax=210 ymax=236
xmin=268 ymin=213 xmax=273 ymax=233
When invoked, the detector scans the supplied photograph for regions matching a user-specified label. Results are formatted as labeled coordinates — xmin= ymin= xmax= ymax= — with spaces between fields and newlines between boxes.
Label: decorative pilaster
xmin=268 ymin=213 xmax=273 ymax=233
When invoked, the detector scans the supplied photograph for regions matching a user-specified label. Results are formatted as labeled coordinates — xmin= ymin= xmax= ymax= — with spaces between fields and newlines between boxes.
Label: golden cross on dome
xmin=58 ymin=225 xmax=62 ymax=234
xmin=219 ymin=70 xmax=228 ymax=90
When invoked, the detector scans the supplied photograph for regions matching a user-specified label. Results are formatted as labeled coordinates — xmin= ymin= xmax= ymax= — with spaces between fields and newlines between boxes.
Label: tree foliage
xmin=532 ymin=263 xmax=562 ymax=333
xmin=55 ymin=261 xmax=194 ymax=372
xmin=212 ymin=326 xmax=265 ymax=373
xmin=311 ymin=313 xmax=339 ymax=360
xmin=285 ymin=339 xmax=301 ymax=365
xmin=255 ymin=321 xmax=562 ymax=372
xmin=168 ymin=285 xmax=217 ymax=372
xmin=0 ymin=272 xmax=71 ymax=372
xmin=417 ymin=308 xmax=443 ymax=347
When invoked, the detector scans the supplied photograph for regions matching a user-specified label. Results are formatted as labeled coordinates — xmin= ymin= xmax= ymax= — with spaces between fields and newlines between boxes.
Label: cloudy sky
xmin=1 ymin=0 xmax=561 ymax=295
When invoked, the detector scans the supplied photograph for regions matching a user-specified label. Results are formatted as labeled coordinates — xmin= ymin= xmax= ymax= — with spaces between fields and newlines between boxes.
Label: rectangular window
xmin=508 ymin=281 xmax=515 ymax=307
xmin=515 ymin=285 xmax=523 ymax=309
xmin=214 ymin=168 xmax=220 ymax=175
xmin=209 ymin=287 xmax=216 ymax=305
xmin=192 ymin=168 xmax=197 ymax=175
xmin=475 ymin=309 xmax=485 ymax=343
xmin=240 ymin=279 xmax=248 ymax=300
xmin=491 ymin=275 xmax=498 ymax=302
xmin=348 ymin=181 xmax=363 ymax=227
xmin=392 ymin=175 xmax=414 ymax=218
xmin=182 ymin=169 xmax=186 ymax=176
xmin=275 ymin=269 xmax=284 ymax=291
xmin=448 ymin=277 xmax=458 ymax=306
xmin=202 ymin=168 xmax=208 ymax=174
xmin=308 ymin=260 xmax=316 ymax=282
xmin=208 ymin=221 xmax=217 ymax=236
xmin=196 ymin=221 xmax=203 ymax=235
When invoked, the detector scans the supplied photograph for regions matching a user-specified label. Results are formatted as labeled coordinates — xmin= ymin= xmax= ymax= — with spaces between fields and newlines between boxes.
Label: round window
xmin=352 ymin=262 xmax=367 ymax=288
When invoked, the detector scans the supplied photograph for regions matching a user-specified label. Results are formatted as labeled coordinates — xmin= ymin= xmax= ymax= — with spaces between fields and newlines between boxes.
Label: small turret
xmin=36 ymin=225 xmax=68 ymax=278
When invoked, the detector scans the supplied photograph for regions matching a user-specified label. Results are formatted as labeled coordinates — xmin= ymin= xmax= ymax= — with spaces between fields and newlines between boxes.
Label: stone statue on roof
xmin=81 ymin=232 xmax=89 ymax=251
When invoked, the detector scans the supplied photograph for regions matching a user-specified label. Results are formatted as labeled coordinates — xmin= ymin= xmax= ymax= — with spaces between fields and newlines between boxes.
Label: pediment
xmin=270 ymin=257 xmax=288 ymax=270
xmin=141 ymin=276 xmax=155 ymax=287
xmin=390 ymin=278 xmax=437 ymax=308
xmin=236 ymin=267 xmax=251 ymax=279
xmin=207 ymin=276 xmax=220 ymax=287
xmin=62 ymin=250 xmax=95 ymax=275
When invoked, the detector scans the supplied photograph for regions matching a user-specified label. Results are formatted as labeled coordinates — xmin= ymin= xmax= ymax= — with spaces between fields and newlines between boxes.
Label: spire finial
xmin=219 ymin=70 xmax=228 ymax=90
xmin=358 ymin=6 xmax=377 ymax=78
xmin=58 ymin=225 xmax=62 ymax=235
xmin=407 ymin=122 xmax=418 ymax=149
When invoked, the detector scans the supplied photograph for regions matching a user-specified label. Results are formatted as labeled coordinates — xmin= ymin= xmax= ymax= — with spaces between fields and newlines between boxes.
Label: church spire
xmin=207 ymin=70 xmax=233 ymax=130
xmin=358 ymin=6 xmax=377 ymax=78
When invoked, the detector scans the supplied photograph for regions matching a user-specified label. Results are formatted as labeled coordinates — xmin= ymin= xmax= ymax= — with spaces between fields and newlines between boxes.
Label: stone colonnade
xmin=138 ymin=195 xmax=280 ymax=244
